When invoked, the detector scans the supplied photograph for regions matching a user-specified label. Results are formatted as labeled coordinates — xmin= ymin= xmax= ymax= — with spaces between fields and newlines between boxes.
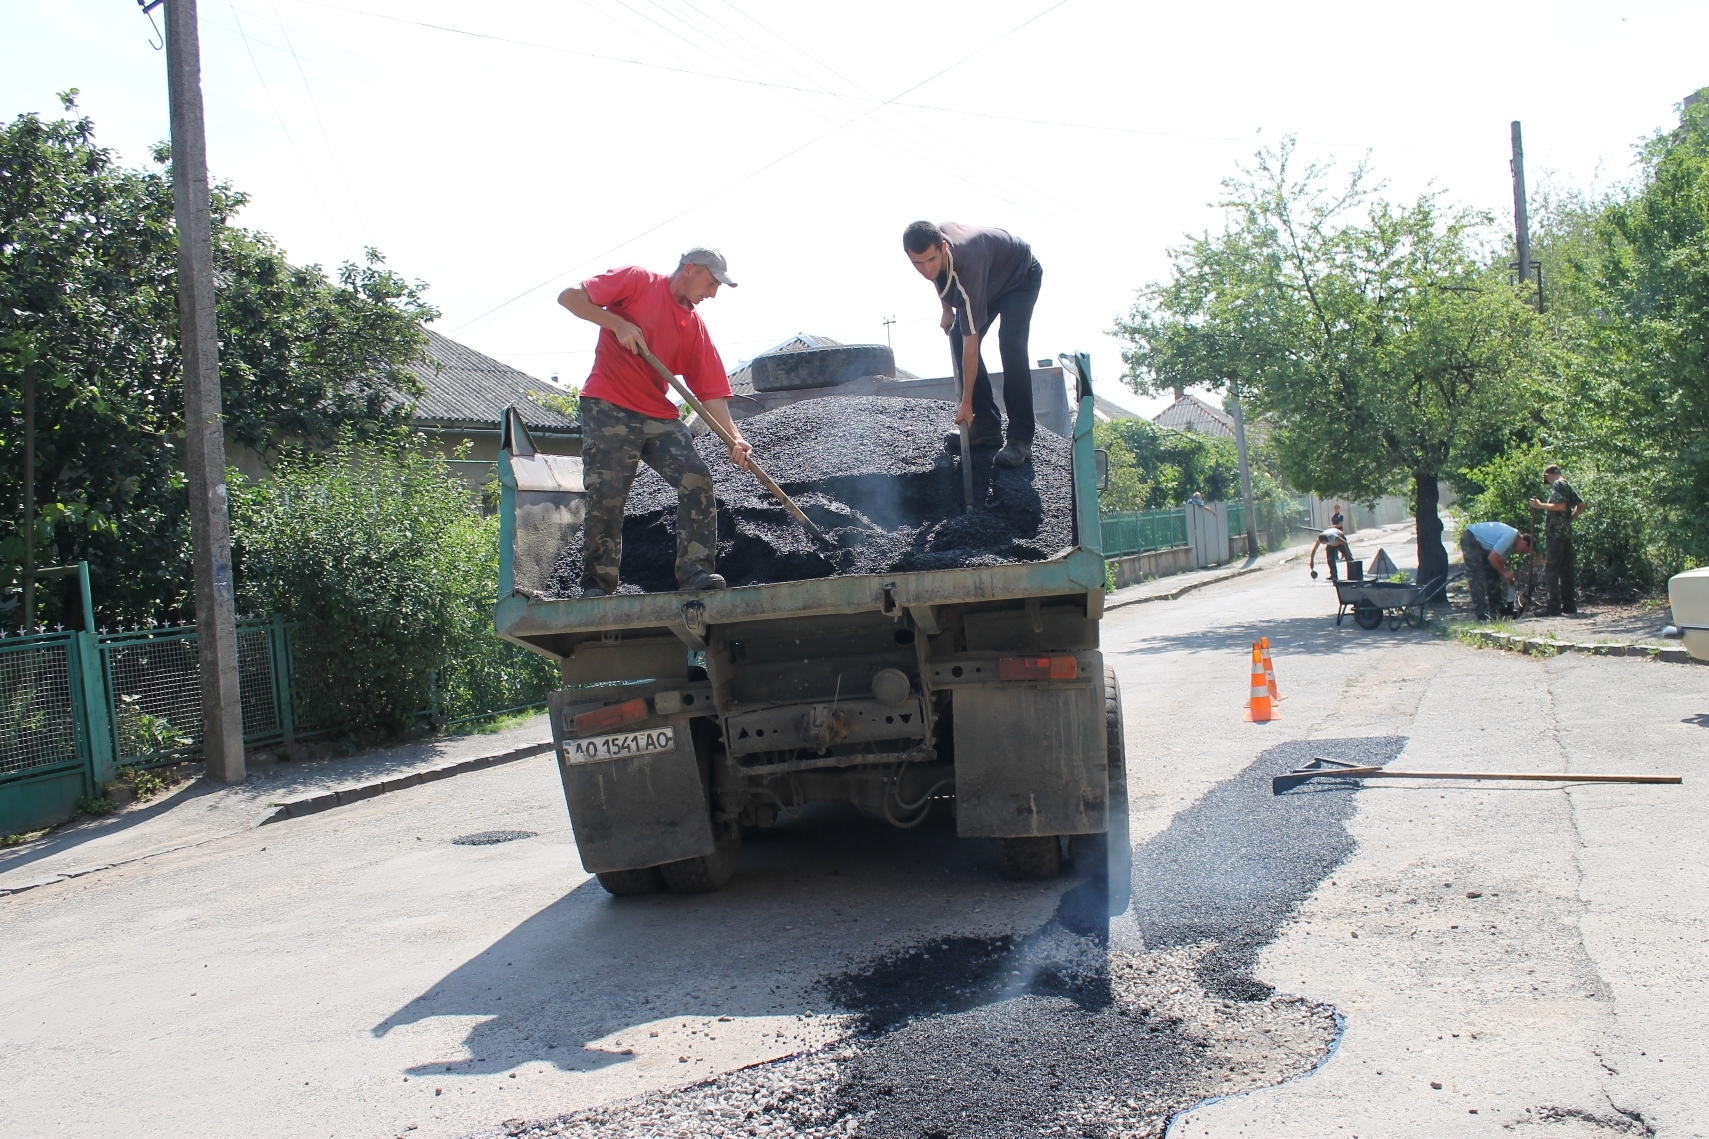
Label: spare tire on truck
xmin=750 ymin=343 xmax=894 ymax=392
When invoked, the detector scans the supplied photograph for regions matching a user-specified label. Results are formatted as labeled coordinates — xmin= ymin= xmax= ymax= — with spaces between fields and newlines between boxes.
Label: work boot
xmin=945 ymin=425 xmax=1002 ymax=451
xmin=678 ymin=571 xmax=727 ymax=592
xmin=580 ymin=584 xmax=609 ymax=599
xmin=993 ymin=440 xmax=1032 ymax=468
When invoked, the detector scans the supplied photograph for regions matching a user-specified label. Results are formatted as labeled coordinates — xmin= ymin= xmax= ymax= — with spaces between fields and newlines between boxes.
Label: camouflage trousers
xmin=579 ymin=397 xmax=716 ymax=592
xmin=1460 ymin=529 xmax=1501 ymax=618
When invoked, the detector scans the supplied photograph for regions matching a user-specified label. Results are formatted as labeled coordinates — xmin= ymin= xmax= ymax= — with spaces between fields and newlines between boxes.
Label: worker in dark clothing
xmin=1308 ymin=526 xmax=1352 ymax=581
xmin=903 ymin=220 xmax=1043 ymax=469
xmin=1460 ymin=521 xmax=1536 ymax=621
xmin=1530 ymin=464 xmax=1585 ymax=615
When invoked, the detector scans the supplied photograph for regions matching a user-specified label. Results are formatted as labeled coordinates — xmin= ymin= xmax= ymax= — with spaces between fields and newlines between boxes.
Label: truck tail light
xmin=997 ymin=656 xmax=1077 ymax=681
xmin=574 ymin=698 xmax=649 ymax=733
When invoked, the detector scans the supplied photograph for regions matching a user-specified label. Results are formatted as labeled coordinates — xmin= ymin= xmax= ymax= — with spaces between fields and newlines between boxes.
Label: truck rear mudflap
xmin=548 ymin=689 xmax=716 ymax=874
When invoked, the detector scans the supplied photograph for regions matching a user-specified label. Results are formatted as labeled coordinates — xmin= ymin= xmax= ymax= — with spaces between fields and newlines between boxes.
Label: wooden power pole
xmin=1226 ymin=386 xmax=1259 ymax=560
xmin=1510 ymin=121 xmax=1530 ymax=289
xmin=164 ymin=0 xmax=245 ymax=783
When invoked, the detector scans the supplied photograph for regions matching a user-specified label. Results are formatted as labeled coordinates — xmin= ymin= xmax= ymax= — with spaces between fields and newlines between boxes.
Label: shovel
xmin=949 ymin=340 xmax=975 ymax=512
xmin=638 ymin=345 xmax=834 ymax=548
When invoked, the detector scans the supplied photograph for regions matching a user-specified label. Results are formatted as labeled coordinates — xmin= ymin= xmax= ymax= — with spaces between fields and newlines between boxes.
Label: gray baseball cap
xmin=679 ymin=246 xmax=738 ymax=287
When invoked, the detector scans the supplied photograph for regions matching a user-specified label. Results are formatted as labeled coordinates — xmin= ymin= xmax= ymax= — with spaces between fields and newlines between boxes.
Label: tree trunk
xmin=1414 ymin=471 xmax=1448 ymax=602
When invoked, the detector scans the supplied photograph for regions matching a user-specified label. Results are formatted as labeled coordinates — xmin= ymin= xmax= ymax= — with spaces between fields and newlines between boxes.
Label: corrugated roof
xmin=1151 ymin=393 xmax=1234 ymax=437
xmin=409 ymin=329 xmax=577 ymax=432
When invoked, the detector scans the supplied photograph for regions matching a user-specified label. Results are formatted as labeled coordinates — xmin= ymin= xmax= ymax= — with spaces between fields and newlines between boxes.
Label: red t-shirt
xmin=579 ymin=266 xmax=731 ymax=419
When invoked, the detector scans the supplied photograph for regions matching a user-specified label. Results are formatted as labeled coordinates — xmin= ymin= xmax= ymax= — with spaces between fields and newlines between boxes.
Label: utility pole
xmin=164 ymin=0 xmax=245 ymax=783
xmin=1510 ymin=121 xmax=1531 ymax=293
xmin=1226 ymin=385 xmax=1259 ymax=560
xmin=882 ymin=315 xmax=895 ymax=350
xmin=20 ymin=362 xmax=36 ymax=633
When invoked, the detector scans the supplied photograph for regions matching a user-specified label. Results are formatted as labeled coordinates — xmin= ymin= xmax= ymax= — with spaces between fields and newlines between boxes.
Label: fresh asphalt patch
xmin=482 ymin=737 xmax=1401 ymax=1139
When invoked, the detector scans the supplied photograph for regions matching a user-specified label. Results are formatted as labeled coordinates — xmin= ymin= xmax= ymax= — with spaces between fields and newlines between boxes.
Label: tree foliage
xmin=1 ymin=104 xmax=435 ymax=630
xmin=1115 ymin=142 xmax=1541 ymax=593
xmin=1093 ymin=417 xmax=1284 ymax=513
xmin=230 ymin=437 xmax=556 ymax=734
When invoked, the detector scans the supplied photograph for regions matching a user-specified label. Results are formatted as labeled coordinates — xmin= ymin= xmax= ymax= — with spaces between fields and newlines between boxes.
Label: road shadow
xmin=1681 ymin=713 xmax=1709 ymax=729
xmin=0 ymin=776 xmax=224 ymax=875
xmin=1111 ymin=609 xmax=1441 ymax=661
xmin=371 ymin=803 xmax=1061 ymax=1076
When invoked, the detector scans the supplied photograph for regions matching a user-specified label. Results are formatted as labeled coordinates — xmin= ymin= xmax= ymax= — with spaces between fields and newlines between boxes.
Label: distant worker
xmin=1530 ymin=464 xmax=1585 ymax=616
xmin=1330 ymin=502 xmax=1345 ymax=531
xmin=557 ymin=248 xmax=752 ymax=598
xmin=1309 ymin=526 xmax=1353 ymax=581
xmin=902 ymin=220 xmax=1043 ymax=469
xmin=1460 ymin=521 xmax=1535 ymax=622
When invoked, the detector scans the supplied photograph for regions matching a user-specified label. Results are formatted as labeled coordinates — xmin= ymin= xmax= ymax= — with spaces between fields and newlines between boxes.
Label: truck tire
xmin=1066 ymin=666 xmax=1132 ymax=916
xmin=749 ymin=344 xmax=894 ymax=392
xmin=659 ymin=832 xmax=741 ymax=893
xmin=1001 ymin=835 xmax=1061 ymax=880
xmin=595 ymin=867 xmax=665 ymax=896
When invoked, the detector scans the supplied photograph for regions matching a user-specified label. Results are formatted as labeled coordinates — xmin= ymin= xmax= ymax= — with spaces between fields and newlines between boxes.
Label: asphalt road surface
xmin=3 ymin=530 xmax=1705 ymax=1138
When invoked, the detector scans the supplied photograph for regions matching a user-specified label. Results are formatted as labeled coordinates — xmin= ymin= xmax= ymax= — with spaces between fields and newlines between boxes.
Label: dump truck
xmin=494 ymin=349 xmax=1128 ymax=911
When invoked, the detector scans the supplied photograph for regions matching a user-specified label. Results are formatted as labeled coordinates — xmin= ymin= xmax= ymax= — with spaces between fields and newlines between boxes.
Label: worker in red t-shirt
xmin=557 ymin=248 xmax=752 ymax=596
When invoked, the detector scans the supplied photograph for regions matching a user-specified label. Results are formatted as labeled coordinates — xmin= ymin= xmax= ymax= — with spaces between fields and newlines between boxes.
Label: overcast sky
xmin=9 ymin=1 xmax=1708 ymax=418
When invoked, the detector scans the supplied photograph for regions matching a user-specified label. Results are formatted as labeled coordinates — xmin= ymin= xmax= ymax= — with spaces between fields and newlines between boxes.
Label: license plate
xmin=564 ymin=725 xmax=675 ymax=765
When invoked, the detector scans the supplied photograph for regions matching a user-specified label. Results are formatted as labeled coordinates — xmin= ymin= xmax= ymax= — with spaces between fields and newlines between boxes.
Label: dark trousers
xmin=1543 ymin=528 xmax=1576 ymax=613
xmin=952 ymin=260 xmax=1043 ymax=444
xmin=1324 ymin=542 xmax=1349 ymax=581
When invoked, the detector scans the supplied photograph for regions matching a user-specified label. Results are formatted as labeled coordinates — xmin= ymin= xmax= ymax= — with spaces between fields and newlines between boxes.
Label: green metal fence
xmin=98 ymin=618 xmax=294 ymax=768
xmin=1100 ymin=506 xmax=1189 ymax=558
xmin=1 ymin=629 xmax=104 ymax=835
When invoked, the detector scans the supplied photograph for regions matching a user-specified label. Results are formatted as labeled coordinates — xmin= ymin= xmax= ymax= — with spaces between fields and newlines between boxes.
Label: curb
xmin=1 ymin=740 xmax=556 ymax=899
xmin=255 ymin=741 xmax=555 ymax=826
xmin=1470 ymin=630 xmax=1706 ymax=666
xmin=1106 ymin=563 xmax=1267 ymax=611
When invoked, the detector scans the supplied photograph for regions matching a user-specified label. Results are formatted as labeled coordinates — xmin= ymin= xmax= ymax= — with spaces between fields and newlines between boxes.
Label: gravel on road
xmin=547 ymin=397 xmax=1073 ymax=595
xmin=482 ymin=737 xmax=1404 ymax=1138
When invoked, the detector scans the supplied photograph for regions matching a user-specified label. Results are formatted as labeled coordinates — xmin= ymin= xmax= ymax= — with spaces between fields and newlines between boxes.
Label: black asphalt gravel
xmin=548 ymin=396 xmax=1073 ymax=595
xmin=819 ymin=736 xmax=1399 ymax=1137
xmin=491 ymin=739 xmax=1395 ymax=1138
xmin=1132 ymin=735 xmax=1407 ymax=1000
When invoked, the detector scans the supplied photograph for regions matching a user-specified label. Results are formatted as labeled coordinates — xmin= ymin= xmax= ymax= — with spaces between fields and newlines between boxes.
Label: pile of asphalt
xmin=547 ymin=396 xmax=1073 ymax=595
xmin=485 ymin=737 xmax=1396 ymax=1139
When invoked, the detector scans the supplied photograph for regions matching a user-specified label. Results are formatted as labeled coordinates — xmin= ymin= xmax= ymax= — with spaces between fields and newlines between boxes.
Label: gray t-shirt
xmin=1465 ymin=521 xmax=1519 ymax=556
xmin=937 ymin=222 xmax=1038 ymax=338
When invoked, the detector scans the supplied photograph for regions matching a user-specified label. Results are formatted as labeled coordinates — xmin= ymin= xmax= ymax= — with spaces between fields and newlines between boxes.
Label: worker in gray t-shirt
xmin=902 ymin=220 xmax=1044 ymax=469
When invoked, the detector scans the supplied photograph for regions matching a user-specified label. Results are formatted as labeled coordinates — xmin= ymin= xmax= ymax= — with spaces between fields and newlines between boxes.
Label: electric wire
xmin=448 ymin=0 xmax=1073 ymax=335
xmin=225 ymin=0 xmax=348 ymax=249
xmin=268 ymin=1 xmax=370 ymax=242
xmin=649 ymin=0 xmax=1057 ymax=217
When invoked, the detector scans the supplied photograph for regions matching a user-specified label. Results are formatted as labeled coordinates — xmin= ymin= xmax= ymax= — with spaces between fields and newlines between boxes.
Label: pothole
xmin=450 ymin=830 xmax=537 ymax=846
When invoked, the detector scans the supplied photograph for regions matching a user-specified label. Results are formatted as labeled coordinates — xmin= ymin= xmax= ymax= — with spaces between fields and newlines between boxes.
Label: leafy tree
xmin=1115 ymin=142 xmax=1539 ymax=596
xmin=230 ymin=437 xmax=556 ymax=734
xmin=1 ymin=101 xmax=434 ymax=630
xmin=1093 ymin=417 xmax=1283 ymax=511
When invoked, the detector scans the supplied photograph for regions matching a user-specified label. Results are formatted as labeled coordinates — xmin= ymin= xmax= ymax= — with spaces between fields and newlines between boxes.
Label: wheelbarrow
xmin=1333 ymin=576 xmax=1440 ymax=630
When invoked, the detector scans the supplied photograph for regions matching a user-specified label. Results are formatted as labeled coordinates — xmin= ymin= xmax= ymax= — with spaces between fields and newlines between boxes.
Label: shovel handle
xmin=637 ymin=346 xmax=834 ymax=548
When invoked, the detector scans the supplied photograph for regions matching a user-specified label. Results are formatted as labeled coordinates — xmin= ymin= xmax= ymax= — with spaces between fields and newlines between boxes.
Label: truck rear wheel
xmin=659 ymin=832 xmax=742 ymax=893
xmin=595 ymin=867 xmax=664 ymax=896
xmin=1001 ymin=835 xmax=1062 ymax=880
xmin=1063 ymin=666 xmax=1132 ymax=914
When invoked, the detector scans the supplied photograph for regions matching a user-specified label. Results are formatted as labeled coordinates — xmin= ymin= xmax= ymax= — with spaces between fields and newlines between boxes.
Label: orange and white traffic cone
xmin=1245 ymin=643 xmax=1277 ymax=722
xmin=1260 ymin=636 xmax=1285 ymax=701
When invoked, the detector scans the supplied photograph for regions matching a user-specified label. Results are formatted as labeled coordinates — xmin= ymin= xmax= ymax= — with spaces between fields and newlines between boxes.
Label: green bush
xmin=1462 ymin=449 xmax=1658 ymax=598
xmin=231 ymin=436 xmax=556 ymax=735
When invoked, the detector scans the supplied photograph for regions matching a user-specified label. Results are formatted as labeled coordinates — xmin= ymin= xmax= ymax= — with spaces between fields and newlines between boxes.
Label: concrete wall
xmin=1107 ymin=544 xmax=1196 ymax=588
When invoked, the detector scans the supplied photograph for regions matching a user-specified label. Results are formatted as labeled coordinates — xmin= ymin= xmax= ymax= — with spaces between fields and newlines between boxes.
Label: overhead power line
xmin=449 ymin=0 xmax=1074 ymax=334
